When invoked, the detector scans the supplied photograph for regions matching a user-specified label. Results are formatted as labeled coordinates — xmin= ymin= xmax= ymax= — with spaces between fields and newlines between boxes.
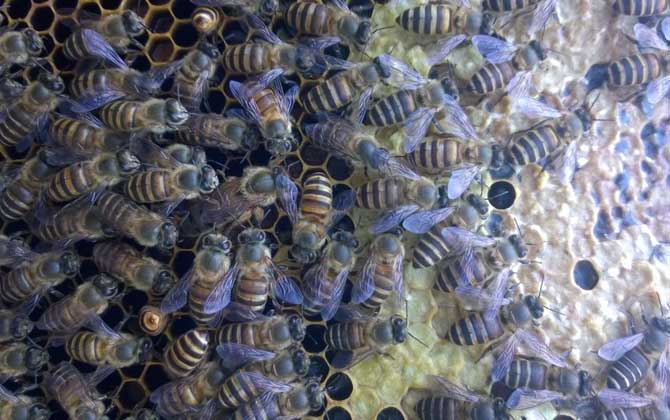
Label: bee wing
xmin=653 ymin=347 xmax=670 ymax=394
xmin=216 ymin=343 xmax=276 ymax=370
xmin=17 ymin=293 xmax=41 ymax=316
xmin=448 ymin=166 xmax=480 ymax=200
xmin=454 ymin=284 xmax=511 ymax=311
xmin=275 ymin=172 xmax=299 ymax=225
xmin=280 ymin=84 xmax=298 ymax=116
xmin=597 ymin=389 xmax=652 ymax=409
xmin=246 ymin=14 xmax=282 ymax=44
xmin=441 ymin=96 xmax=478 ymax=140
xmin=429 ymin=375 xmax=481 ymax=403
xmin=391 ymin=251 xmax=405 ymax=305
xmin=402 ymin=206 xmax=455 ymax=234
xmin=352 ymin=87 xmax=373 ymax=126
xmin=549 ymin=142 xmax=578 ymax=186
xmin=402 ymin=107 xmax=436 ymax=153
xmin=506 ymin=71 xmax=532 ymax=99
xmin=645 ymin=75 xmax=670 ymax=105
xmin=515 ymin=329 xmax=568 ymax=368
xmin=530 ymin=0 xmax=557 ymax=34
xmin=441 ymin=226 xmax=497 ymax=251
xmin=426 ymin=34 xmax=468 ymax=66
xmin=491 ymin=334 xmax=519 ymax=382
xmin=458 ymin=248 xmax=487 ymax=286
xmin=513 ymin=97 xmax=562 ymax=120
xmin=321 ymin=267 xmax=352 ymax=321
xmin=368 ymin=204 xmax=421 ymax=234
xmin=229 ymin=80 xmax=263 ymax=126
xmin=0 ymin=384 xmax=18 ymax=403
xmin=203 ymin=264 xmax=240 ymax=314
xmin=662 ymin=17 xmax=670 ymax=42
xmin=160 ymin=271 xmax=192 ymax=314
xmin=507 ymin=388 xmax=564 ymax=410
xmin=272 ymin=274 xmax=304 ymax=305
xmin=0 ymin=236 xmax=35 ymax=267
xmin=237 ymin=371 xmax=292 ymax=394
xmin=471 ymin=35 xmax=518 ymax=64
xmin=334 ymin=305 xmax=373 ymax=322
xmin=79 ymin=28 xmax=128 ymax=69
xmin=330 ymin=0 xmax=353 ymax=12
xmin=597 ymin=332 xmax=645 ymax=361
xmin=86 ymin=314 xmax=123 ymax=340
xmin=71 ymin=90 xmax=127 ymax=112
xmin=377 ymin=54 xmax=427 ymax=90
xmin=131 ymin=137 xmax=181 ymax=168
xmin=634 ymin=23 xmax=670 ymax=51
xmin=375 ymin=150 xmax=422 ymax=180
xmin=350 ymin=255 xmax=376 ymax=305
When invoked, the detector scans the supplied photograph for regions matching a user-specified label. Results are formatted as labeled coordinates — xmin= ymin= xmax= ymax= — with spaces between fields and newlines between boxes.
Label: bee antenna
xmin=657 ymin=291 xmax=665 ymax=317
xmin=513 ymin=216 xmax=523 ymax=238
xmin=408 ymin=331 xmax=429 ymax=348
xmin=587 ymin=91 xmax=601 ymax=112
xmin=537 ymin=273 xmax=545 ymax=299
xmin=372 ymin=25 xmax=394 ymax=35
xmin=543 ymin=305 xmax=565 ymax=318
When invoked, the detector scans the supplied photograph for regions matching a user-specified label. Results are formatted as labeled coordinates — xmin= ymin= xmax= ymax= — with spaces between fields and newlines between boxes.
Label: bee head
xmin=306 ymin=380 xmax=325 ymax=410
xmin=355 ymin=20 xmax=372 ymax=47
xmin=197 ymin=42 xmax=220 ymax=59
xmin=391 ymin=315 xmax=407 ymax=343
xmin=440 ymin=77 xmax=459 ymax=100
xmin=24 ymin=28 xmax=43 ymax=55
xmin=492 ymin=398 xmax=510 ymax=419
xmin=158 ymin=221 xmax=177 ymax=250
xmin=259 ymin=0 xmax=279 ymax=18
xmin=574 ymin=108 xmax=593 ymax=133
xmin=27 ymin=403 xmax=50 ymax=420
xmin=577 ymin=370 xmax=593 ymax=396
xmin=202 ymin=233 xmax=232 ymax=254
xmin=164 ymin=99 xmax=189 ymax=127
xmin=137 ymin=337 xmax=154 ymax=362
xmin=116 ymin=150 xmax=141 ymax=174
xmin=291 ymin=348 xmax=309 ymax=376
xmin=37 ymin=72 xmax=64 ymax=94
xmin=524 ymin=295 xmax=544 ymax=319
xmin=93 ymin=274 xmax=119 ymax=299
xmin=239 ymin=228 xmax=265 ymax=245
xmin=266 ymin=127 xmax=295 ymax=156
xmin=647 ymin=317 xmax=670 ymax=351
xmin=584 ymin=63 xmax=608 ymax=91
xmin=372 ymin=56 xmax=392 ymax=79
xmin=151 ymin=269 xmax=176 ymax=296
xmin=480 ymin=12 xmax=495 ymax=35
xmin=525 ymin=40 xmax=547 ymax=64
xmin=199 ymin=164 xmax=219 ymax=193
xmin=488 ymin=144 xmax=505 ymax=171
xmin=287 ymin=314 xmax=305 ymax=341
xmin=294 ymin=47 xmax=317 ymax=73
xmin=12 ymin=316 xmax=33 ymax=340
xmin=467 ymin=193 xmax=490 ymax=216
xmin=122 ymin=10 xmax=146 ymax=37
xmin=508 ymin=234 xmax=528 ymax=259
xmin=25 ymin=346 xmax=48 ymax=371
xmin=59 ymin=251 xmax=80 ymax=277
xmin=291 ymin=245 xmax=318 ymax=263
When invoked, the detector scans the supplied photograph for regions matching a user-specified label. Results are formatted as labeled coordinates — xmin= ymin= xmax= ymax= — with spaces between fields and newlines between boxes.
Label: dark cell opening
xmin=31 ymin=7 xmax=54 ymax=31
xmin=573 ymin=260 xmax=599 ymax=290
xmin=261 ymin=204 xmax=278 ymax=229
xmin=206 ymin=89 xmax=226 ymax=113
xmin=327 ymin=156 xmax=354 ymax=181
xmin=275 ymin=216 xmax=293 ymax=245
xmin=97 ymin=369 xmax=122 ymax=394
xmin=53 ymin=20 xmax=72 ymax=43
xmin=170 ymin=315 xmax=196 ymax=336
xmin=147 ymin=38 xmax=174 ymax=62
xmin=284 ymin=155 xmax=304 ymax=179
xmin=148 ymin=0 xmax=170 ymax=6
xmin=377 ymin=407 xmax=405 ymax=420
xmin=119 ymin=381 xmax=145 ymax=410
xmin=78 ymin=3 xmax=102 ymax=20
xmin=326 ymin=407 xmax=352 ymax=420
xmin=554 ymin=417 xmax=576 ymax=420
xmin=79 ymin=259 xmax=98 ymax=278
xmin=173 ymin=250 xmax=194 ymax=278
xmin=326 ymin=349 xmax=354 ymax=369
xmin=173 ymin=23 xmax=199 ymax=48
xmin=326 ymin=373 xmax=353 ymax=401
xmin=122 ymin=289 xmax=149 ymax=314
xmin=300 ymin=143 xmax=328 ymax=166
xmin=101 ymin=304 xmax=125 ymax=329
xmin=100 ymin=0 xmax=122 ymax=9
xmin=130 ymin=53 xmax=151 ymax=72
xmin=144 ymin=363 xmax=171 ymax=390
xmin=303 ymin=324 xmax=327 ymax=353
xmin=147 ymin=11 xmax=174 ymax=34
xmin=54 ymin=0 xmax=77 ymax=13
xmin=221 ymin=20 xmax=248 ymax=45
xmin=488 ymin=181 xmax=516 ymax=209
xmin=172 ymin=0 xmax=197 ymax=19
xmin=8 ymin=0 xmax=31 ymax=19
xmin=121 ymin=364 xmax=145 ymax=379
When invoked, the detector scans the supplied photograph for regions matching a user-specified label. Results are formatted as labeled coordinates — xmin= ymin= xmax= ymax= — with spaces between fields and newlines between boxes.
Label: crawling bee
xmin=37 ymin=274 xmax=118 ymax=336
xmin=0 ymin=343 xmax=48 ymax=379
xmin=586 ymin=389 xmax=670 ymax=420
xmin=0 ymin=152 xmax=59 ymax=221
xmin=93 ymin=241 xmax=176 ymax=295
xmin=395 ymin=4 xmax=492 ymax=37
xmin=613 ymin=0 xmax=668 ymax=15
xmin=190 ymin=0 xmax=280 ymax=24
xmin=45 ymin=150 xmax=140 ymax=203
xmin=202 ymin=228 xmax=303 ymax=318
xmin=0 ymin=384 xmax=49 ymax=420
xmin=163 ymin=330 xmax=209 ymax=379
xmin=44 ymin=362 xmax=108 ymax=420
xmin=0 ymin=235 xmax=33 ymax=268
xmin=175 ymin=112 xmax=261 ymax=153
xmin=0 ymin=249 xmax=79 ymax=307
xmin=230 ymin=381 xmax=324 ymax=420
xmin=191 ymin=6 xmax=221 ymax=37
xmin=350 ymin=231 xmax=405 ymax=313
xmin=407 ymin=138 xmax=500 ymax=177
xmin=216 ymin=314 xmax=306 ymax=352
xmin=169 ymin=42 xmax=219 ymax=112
xmin=99 ymin=98 xmax=190 ymax=133
xmin=286 ymin=0 xmax=371 ymax=50
xmin=0 ymin=28 xmax=44 ymax=74
xmin=30 ymin=200 xmax=108 ymax=245
xmin=302 ymin=231 xmax=358 ymax=320
xmin=0 ymin=73 xmax=64 ymax=150
xmin=94 ymin=191 xmax=178 ymax=250
xmin=47 ymin=114 xmax=132 ymax=153
xmin=229 ymin=69 xmax=298 ymax=157
xmin=481 ymin=0 xmax=556 ymax=35
xmin=0 ymin=78 xmax=25 ymax=117
xmin=412 ymin=375 xmax=510 ymax=420
xmin=160 ymin=233 xmax=233 ymax=326
xmin=149 ymin=361 xmax=225 ymax=418
xmin=62 ymin=331 xmax=152 ymax=368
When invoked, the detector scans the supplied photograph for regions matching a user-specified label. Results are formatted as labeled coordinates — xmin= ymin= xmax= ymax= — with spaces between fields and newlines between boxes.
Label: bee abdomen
xmin=356 ymin=178 xmax=403 ymax=209
xmin=47 ymin=163 xmax=96 ymax=202
xmin=216 ymin=324 xmax=257 ymax=348
xmin=506 ymin=125 xmax=561 ymax=166
xmin=124 ymin=170 xmax=171 ymax=203
xmin=365 ymin=90 xmax=417 ymax=127
xmin=396 ymin=5 xmax=452 ymax=35
xmin=0 ymin=180 xmax=35 ymax=221
xmin=64 ymin=30 xmax=96 ymax=61
xmin=412 ymin=223 xmax=452 ymax=268
xmin=446 ymin=312 xmax=504 ymax=345
xmin=466 ymin=62 xmax=516 ymax=95
xmin=222 ymin=44 xmax=268 ymax=74
xmin=304 ymin=73 xmax=353 ymax=113
xmin=0 ymin=103 xmax=34 ymax=147
xmin=0 ymin=269 xmax=36 ymax=304
xmin=286 ymin=2 xmax=329 ymax=35
xmin=189 ymin=275 xmax=218 ymax=325
xmin=100 ymin=100 xmax=139 ymax=131
xmin=360 ymin=260 xmax=396 ymax=311
xmin=301 ymin=172 xmax=332 ymax=219
xmin=218 ymin=372 xmax=260 ymax=409
xmin=481 ymin=0 xmax=539 ymax=12
xmin=254 ymin=88 xmax=282 ymax=121
xmin=233 ymin=275 xmax=269 ymax=313
xmin=614 ymin=0 xmax=667 ymax=15
xmin=234 ymin=395 xmax=281 ymax=420
xmin=410 ymin=138 xmax=463 ymax=173
xmin=325 ymin=322 xmax=363 ymax=351
xmin=606 ymin=347 xmax=650 ymax=390
xmin=303 ymin=264 xmax=340 ymax=316
xmin=607 ymin=53 xmax=662 ymax=87
xmin=65 ymin=331 xmax=104 ymax=364
xmin=70 ymin=70 xmax=107 ymax=98
xmin=435 ymin=256 xmax=487 ymax=293
xmin=96 ymin=191 xmax=135 ymax=227
xmin=164 ymin=330 xmax=209 ymax=379
xmin=415 ymin=396 xmax=460 ymax=420
xmin=596 ymin=408 xmax=642 ymax=420
xmin=504 ymin=359 xmax=547 ymax=389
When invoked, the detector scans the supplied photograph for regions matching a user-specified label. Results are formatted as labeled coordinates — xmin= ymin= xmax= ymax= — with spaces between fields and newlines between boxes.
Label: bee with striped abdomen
xmin=0 ymin=249 xmax=79 ymax=307
xmin=230 ymin=380 xmax=324 ymax=420
xmin=396 ymin=4 xmax=492 ymax=37
xmin=176 ymin=112 xmax=261 ymax=153
xmin=0 ymin=73 xmax=64 ymax=150
xmin=44 ymin=362 xmax=108 ymax=420
xmin=302 ymin=231 xmax=358 ymax=320
xmin=37 ymin=274 xmax=118 ymax=336
xmin=99 ymin=98 xmax=190 ymax=134
xmin=63 ymin=331 xmax=153 ymax=368
xmin=412 ymin=375 xmax=511 ymax=420
xmin=63 ymin=10 xmax=146 ymax=59
xmin=350 ymin=231 xmax=405 ymax=313
xmin=0 ymin=235 xmax=33 ymax=268
xmin=286 ymin=0 xmax=371 ymax=50
xmin=160 ymin=233 xmax=232 ymax=325
xmin=30 ymin=200 xmax=108 ymax=246
xmin=481 ymin=0 xmax=556 ymax=35
xmin=0 ymin=300 xmax=36 ymax=343
xmin=0 ymin=151 xmax=59 ymax=221
xmin=163 ymin=329 xmax=209 ymax=379
xmin=169 ymin=42 xmax=219 ymax=112
xmin=216 ymin=314 xmax=305 ymax=352
xmin=0 ymin=343 xmax=48 ymax=379
xmin=614 ymin=0 xmax=668 ymax=15
xmin=93 ymin=241 xmax=176 ymax=295
xmin=0 ymin=28 xmax=44 ymax=74
xmin=0 ymin=384 xmax=49 ymax=420
xmin=190 ymin=0 xmax=280 ymax=24
xmin=47 ymin=114 xmax=131 ymax=153
xmin=94 ymin=191 xmax=177 ymax=250
xmin=587 ymin=390 xmax=670 ymax=420
xmin=229 ymin=69 xmax=298 ymax=157
xmin=149 ymin=361 xmax=225 ymax=418
xmin=191 ymin=6 xmax=221 ymax=37
xmin=202 ymin=228 xmax=303 ymax=318
xmin=45 ymin=150 xmax=140 ymax=203
xmin=407 ymin=138 xmax=501 ymax=177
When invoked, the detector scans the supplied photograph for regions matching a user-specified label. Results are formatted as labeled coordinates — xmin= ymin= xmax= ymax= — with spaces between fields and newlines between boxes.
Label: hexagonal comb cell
xmin=377 ymin=407 xmax=405 ymax=420
xmin=30 ymin=6 xmax=54 ymax=31
xmin=147 ymin=9 xmax=174 ymax=34
xmin=172 ymin=22 xmax=198 ymax=48
xmin=147 ymin=36 xmax=174 ymax=62
xmin=100 ymin=0 xmax=122 ymax=10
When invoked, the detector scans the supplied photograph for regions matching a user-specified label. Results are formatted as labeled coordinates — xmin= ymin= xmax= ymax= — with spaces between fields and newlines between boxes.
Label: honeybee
xmin=94 ymin=191 xmax=177 ymax=250
xmin=395 ymin=4 xmax=491 ymax=37
xmin=63 ymin=331 xmax=153 ymax=368
xmin=304 ymin=114 xmax=420 ymax=180
xmin=0 ymin=384 xmax=49 ymax=420
xmin=190 ymin=0 xmax=280 ymax=23
xmin=0 ymin=151 xmax=59 ymax=221
xmin=175 ymin=112 xmax=261 ymax=153
xmin=302 ymin=231 xmax=358 ymax=320
xmin=48 ymin=115 xmax=132 ymax=153
xmin=229 ymin=69 xmax=298 ymax=157
xmin=63 ymin=10 xmax=146 ymax=59
xmin=169 ymin=42 xmax=219 ymax=112
xmin=0 ymin=78 xmax=25 ymax=116
xmin=149 ymin=361 xmax=225 ymax=418
xmin=160 ymin=233 xmax=233 ymax=326
xmin=163 ymin=330 xmax=209 ymax=379
xmin=350 ymin=231 xmax=405 ymax=313
xmin=93 ymin=241 xmax=176 ymax=295
xmin=0 ymin=73 xmax=64 ymax=150
xmin=216 ymin=314 xmax=305 ymax=352
xmin=0 ymin=298 xmax=36 ymax=343
xmin=30 ymin=200 xmax=109 ymax=245
xmin=0 ymin=235 xmax=34 ymax=268
xmin=45 ymin=150 xmax=140 ymax=203
xmin=585 ymin=389 xmax=670 ymax=420
xmin=286 ymin=0 xmax=371 ymax=50
xmin=613 ymin=0 xmax=668 ymax=15
xmin=0 ymin=343 xmax=48 ymax=379
xmin=191 ymin=6 xmax=221 ymax=37
xmin=481 ymin=0 xmax=556 ymax=35
xmin=44 ymin=362 xmax=108 ymax=420
xmin=37 ymin=274 xmax=119 ymax=336
xmin=0 ymin=29 xmax=44 ymax=74
xmin=0 ymin=249 xmax=79 ymax=307
xmin=230 ymin=381 xmax=324 ymax=420
xmin=354 ymin=176 xmax=455 ymax=235
xmin=99 ymin=98 xmax=190 ymax=133
xmin=277 ymin=170 xmax=355 ymax=263
xmin=412 ymin=375 xmax=510 ymax=420
xmin=202 ymin=228 xmax=303 ymax=318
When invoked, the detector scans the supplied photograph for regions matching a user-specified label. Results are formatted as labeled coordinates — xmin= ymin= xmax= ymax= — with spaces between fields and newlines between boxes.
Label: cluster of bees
xmin=0 ymin=0 xmax=667 ymax=418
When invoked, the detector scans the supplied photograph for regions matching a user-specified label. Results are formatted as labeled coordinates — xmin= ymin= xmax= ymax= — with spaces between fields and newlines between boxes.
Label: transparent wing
xmin=0 ymin=236 xmax=35 ymax=267
xmin=550 ymin=142 xmax=578 ymax=186
xmin=248 ymin=68 xmax=284 ymax=94
xmin=402 ymin=107 xmax=435 ymax=153
xmin=375 ymin=150 xmax=421 ymax=180
xmin=402 ymin=206 xmax=455 ymax=234
xmin=353 ymin=87 xmax=373 ymax=126
xmin=530 ymin=0 xmax=557 ymax=35
xmin=72 ymin=90 xmax=127 ymax=112
xmin=274 ymin=172 xmax=299 ymax=225
xmin=454 ymin=284 xmax=511 ymax=312
xmin=507 ymin=388 xmax=564 ymax=409
xmin=391 ymin=251 xmax=405 ymax=305
xmin=471 ymin=35 xmax=518 ymax=64
xmin=448 ymin=166 xmax=480 ymax=200
xmin=216 ymin=343 xmax=276 ymax=371
xmin=0 ymin=384 xmax=18 ymax=403
xmin=333 ymin=305 xmax=372 ymax=321
xmin=229 ymin=80 xmax=263 ymax=126
xmin=653 ymin=347 xmax=670 ymax=394
xmin=273 ymin=274 xmax=304 ymax=305
xmin=430 ymin=375 xmax=480 ymax=402
xmin=662 ymin=17 xmax=670 ymax=42
xmin=597 ymin=389 xmax=652 ymax=409
xmin=377 ymin=54 xmax=427 ymax=89
xmin=506 ymin=71 xmax=532 ymax=99
xmin=491 ymin=334 xmax=519 ymax=382
xmin=483 ymin=268 xmax=512 ymax=317
xmin=86 ymin=314 xmax=123 ymax=340
xmin=516 ymin=329 xmax=567 ymax=367
xmin=280 ymin=84 xmax=298 ymax=116
xmin=203 ymin=264 xmax=239 ymax=314
xmin=513 ymin=97 xmax=562 ymax=119
xmin=441 ymin=96 xmax=478 ymax=139
xmin=321 ymin=267 xmax=351 ymax=321
xmin=368 ymin=204 xmax=421 ymax=234
xmin=247 ymin=13 xmax=282 ymax=44
xmin=441 ymin=226 xmax=497 ymax=251
xmin=458 ymin=248 xmax=486 ymax=286
xmin=234 ymin=371 xmax=292 ymax=393
xmin=332 ymin=189 xmax=356 ymax=211
xmin=634 ymin=23 xmax=669 ymax=51
xmin=426 ymin=34 xmax=468 ymax=66
xmin=303 ymin=261 xmax=328 ymax=305
xmin=130 ymin=137 xmax=180 ymax=168
xmin=300 ymin=36 xmax=341 ymax=51
xmin=80 ymin=28 xmax=128 ymax=69
xmin=646 ymin=75 xmax=670 ymax=105
xmin=330 ymin=0 xmax=351 ymax=11
xmin=597 ymin=332 xmax=644 ymax=361
xmin=350 ymin=254 xmax=376 ymax=304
